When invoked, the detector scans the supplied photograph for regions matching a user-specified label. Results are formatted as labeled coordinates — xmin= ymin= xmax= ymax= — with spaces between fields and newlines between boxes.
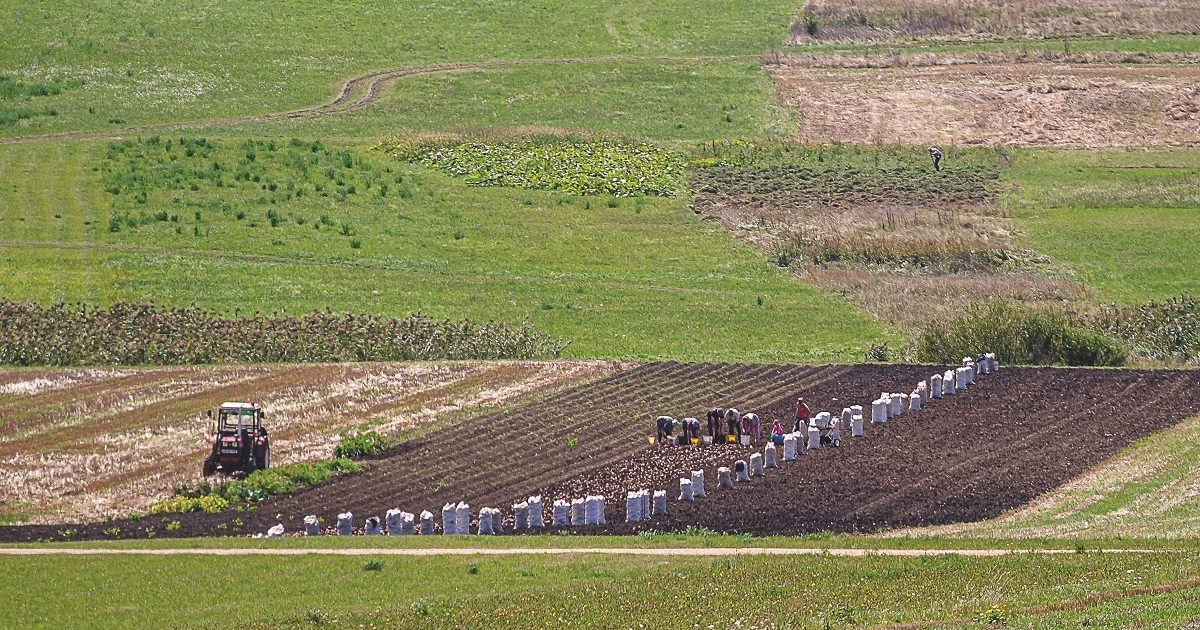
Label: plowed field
xmin=4 ymin=363 xmax=1200 ymax=541
xmin=0 ymin=361 xmax=621 ymax=524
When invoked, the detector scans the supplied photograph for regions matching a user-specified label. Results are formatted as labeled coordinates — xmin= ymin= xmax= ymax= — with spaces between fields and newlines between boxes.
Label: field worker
xmin=724 ymin=407 xmax=742 ymax=442
xmin=707 ymin=407 xmax=725 ymax=441
xmin=681 ymin=417 xmax=701 ymax=443
xmin=742 ymin=412 xmax=761 ymax=446
xmin=771 ymin=418 xmax=785 ymax=437
xmin=928 ymin=146 xmax=943 ymax=171
xmin=656 ymin=415 xmax=676 ymax=445
xmin=793 ymin=397 xmax=811 ymax=433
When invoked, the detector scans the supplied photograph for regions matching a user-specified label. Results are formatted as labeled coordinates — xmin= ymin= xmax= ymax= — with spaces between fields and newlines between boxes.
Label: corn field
xmin=0 ymin=301 xmax=567 ymax=366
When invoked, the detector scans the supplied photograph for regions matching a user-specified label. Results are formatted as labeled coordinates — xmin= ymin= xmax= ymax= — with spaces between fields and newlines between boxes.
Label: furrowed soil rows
xmin=4 ymin=364 xmax=1200 ymax=541
xmin=0 ymin=361 xmax=619 ymax=524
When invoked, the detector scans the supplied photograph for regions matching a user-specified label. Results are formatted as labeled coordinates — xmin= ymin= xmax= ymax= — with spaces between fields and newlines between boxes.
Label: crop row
xmin=689 ymin=165 xmax=999 ymax=205
xmin=0 ymin=301 xmax=566 ymax=366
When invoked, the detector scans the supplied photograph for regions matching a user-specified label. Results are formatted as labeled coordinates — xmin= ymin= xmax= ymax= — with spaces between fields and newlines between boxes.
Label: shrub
xmin=334 ymin=432 xmax=389 ymax=458
xmin=917 ymin=300 xmax=1126 ymax=367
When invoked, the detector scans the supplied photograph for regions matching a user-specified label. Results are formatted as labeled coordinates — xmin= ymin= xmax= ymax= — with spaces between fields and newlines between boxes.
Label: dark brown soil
xmin=5 ymin=363 xmax=1200 ymax=541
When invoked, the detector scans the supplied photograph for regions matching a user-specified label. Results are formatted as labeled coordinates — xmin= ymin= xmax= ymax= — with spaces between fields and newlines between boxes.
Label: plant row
xmin=0 ymin=301 xmax=567 ymax=366
xmin=690 ymin=165 xmax=999 ymax=205
xmin=151 ymin=459 xmax=361 ymax=514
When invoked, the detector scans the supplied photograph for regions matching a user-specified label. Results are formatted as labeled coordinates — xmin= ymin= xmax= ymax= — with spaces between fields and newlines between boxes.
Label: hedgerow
xmin=0 ymin=301 xmax=567 ymax=366
xmin=385 ymin=139 xmax=685 ymax=197
xmin=917 ymin=300 xmax=1127 ymax=367
xmin=1089 ymin=295 xmax=1200 ymax=365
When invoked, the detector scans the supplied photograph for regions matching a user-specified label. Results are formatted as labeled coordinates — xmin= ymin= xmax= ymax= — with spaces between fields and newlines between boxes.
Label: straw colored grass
xmin=789 ymin=0 xmax=1200 ymax=43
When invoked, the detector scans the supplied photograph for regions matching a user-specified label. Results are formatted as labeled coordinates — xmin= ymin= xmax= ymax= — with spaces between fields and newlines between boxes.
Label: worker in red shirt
xmin=793 ymin=397 xmax=811 ymax=433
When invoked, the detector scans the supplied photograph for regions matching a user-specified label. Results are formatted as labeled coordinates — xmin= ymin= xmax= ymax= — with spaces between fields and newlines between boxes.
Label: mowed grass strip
xmin=0 ymin=141 xmax=890 ymax=361
xmin=1005 ymin=148 xmax=1200 ymax=305
xmin=2 ymin=551 xmax=1198 ymax=629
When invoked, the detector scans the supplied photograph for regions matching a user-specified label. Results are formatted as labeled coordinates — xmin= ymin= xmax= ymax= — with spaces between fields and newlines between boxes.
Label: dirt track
xmin=4 ymin=363 xmax=1200 ymax=542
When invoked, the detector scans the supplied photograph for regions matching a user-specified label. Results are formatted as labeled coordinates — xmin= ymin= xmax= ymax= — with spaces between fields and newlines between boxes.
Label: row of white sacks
xmin=870 ymin=354 xmax=998 ymax=424
xmin=295 ymin=494 xmax=611 ymax=536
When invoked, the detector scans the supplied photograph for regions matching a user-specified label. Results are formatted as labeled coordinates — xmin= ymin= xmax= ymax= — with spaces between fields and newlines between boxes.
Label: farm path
xmin=0 ymin=55 xmax=753 ymax=146
xmin=0 ymin=546 xmax=1168 ymax=556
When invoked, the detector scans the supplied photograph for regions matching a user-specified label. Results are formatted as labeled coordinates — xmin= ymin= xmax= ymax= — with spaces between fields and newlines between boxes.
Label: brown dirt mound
xmin=5 ymin=363 xmax=1200 ymax=542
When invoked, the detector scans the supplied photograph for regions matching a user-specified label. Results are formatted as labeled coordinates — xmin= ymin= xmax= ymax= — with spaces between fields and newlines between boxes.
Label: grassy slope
xmin=2 ymin=551 xmax=1198 ymax=629
xmin=0 ymin=140 xmax=889 ymax=361
xmin=1005 ymin=148 xmax=1200 ymax=305
xmin=0 ymin=0 xmax=798 ymax=137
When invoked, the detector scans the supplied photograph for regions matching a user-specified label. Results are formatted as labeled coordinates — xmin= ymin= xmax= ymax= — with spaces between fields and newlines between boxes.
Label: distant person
xmin=742 ymin=412 xmax=761 ymax=446
xmin=771 ymin=418 xmax=785 ymax=437
xmin=928 ymin=147 xmax=943 ymax=171
xmin=681 ymin=417 xmax=701 ymax=443
xmin=656 ymin=415 xmax=676 ymax=445
xmin=724 ymin=408 xmax=742 ymax=442
xmin=793 ymin=397 xmax=811 ymax=433
xmin=706 ymin=407 xmax=725 ymax=441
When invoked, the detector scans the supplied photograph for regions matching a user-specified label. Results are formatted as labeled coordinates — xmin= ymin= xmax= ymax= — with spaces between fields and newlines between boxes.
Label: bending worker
xmin=681 ymin=417 xmax=701 ymax=443
xmin=793 ymin=397 xmax=811 ymax=433
xmin=724 ymin=407 xmax=742 ymax=442
xmin=706 ymin=407 xmax=725 ymax=441
xmin=742 ymin=412 xmax=761 ymax=446
xmin=656 ymin=415 xmax=676 ymax=445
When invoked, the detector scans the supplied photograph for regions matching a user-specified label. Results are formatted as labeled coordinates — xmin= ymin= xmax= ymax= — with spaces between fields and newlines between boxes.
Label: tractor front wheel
xmin=202 ymin=454 xmax=217 ymax=477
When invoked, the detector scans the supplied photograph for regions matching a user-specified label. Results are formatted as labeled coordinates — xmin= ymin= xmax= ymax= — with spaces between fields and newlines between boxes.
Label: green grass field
xmin=1005 ymin=148 xmax=1200 ymax=305
xmin=0 ymin=0 xmax=799 ymax=137
xmin=3 ymin=549 xmax=1198 ymax=629
xmin=0 ymin=138 xmax=891 ymax=361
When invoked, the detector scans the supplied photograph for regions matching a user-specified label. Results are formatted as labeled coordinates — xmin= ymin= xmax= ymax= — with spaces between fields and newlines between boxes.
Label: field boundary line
xmin=0 ymin=546 xmax=1177 ymax=556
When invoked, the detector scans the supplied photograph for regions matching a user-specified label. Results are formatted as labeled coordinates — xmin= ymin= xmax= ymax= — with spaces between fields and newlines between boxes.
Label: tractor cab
xmin=202 ymin=402 xmax=270 ymax=477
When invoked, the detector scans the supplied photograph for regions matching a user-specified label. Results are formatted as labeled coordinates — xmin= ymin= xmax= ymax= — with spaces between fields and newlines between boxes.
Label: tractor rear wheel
xmin=202 ymin=454 xmax=217 ymax=477
xmin=259 ymin=444 xmax=270 ymax=471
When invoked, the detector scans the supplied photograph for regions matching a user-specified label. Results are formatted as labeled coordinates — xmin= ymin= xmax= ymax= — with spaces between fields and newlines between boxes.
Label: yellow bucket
xmin=647 ymin=436 xmax=656 ymax=445
xmin=690 ymin=438 xmax=700 ymax=445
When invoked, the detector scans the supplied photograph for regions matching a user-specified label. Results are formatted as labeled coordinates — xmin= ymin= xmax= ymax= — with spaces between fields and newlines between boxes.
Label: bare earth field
xmin=775 ymin=63 xmax=1200 ymax=147
xmin=0 ymin=361 xmax=623 ymax=524
xmin=5 ymin=363 xmax=1200 ymax=542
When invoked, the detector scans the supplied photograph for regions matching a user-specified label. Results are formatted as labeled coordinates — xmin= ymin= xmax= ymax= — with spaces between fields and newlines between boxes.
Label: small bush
xmin=334 ymin=431 xmax=389 ymax=458
xmin=917 ymin=300 xmax=1126 ymax=367
xmin=363 ymin=558 xmax=384 ymax=571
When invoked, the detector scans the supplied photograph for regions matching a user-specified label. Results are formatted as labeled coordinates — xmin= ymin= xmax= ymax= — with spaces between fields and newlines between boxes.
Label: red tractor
xmin=202 ymin=402 xmax=270 ymax=477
